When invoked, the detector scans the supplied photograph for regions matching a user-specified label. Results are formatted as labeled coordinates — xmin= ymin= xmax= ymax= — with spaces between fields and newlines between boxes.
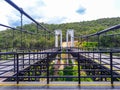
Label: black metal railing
xmin=0 ymin=48 xmax=119 ymax=86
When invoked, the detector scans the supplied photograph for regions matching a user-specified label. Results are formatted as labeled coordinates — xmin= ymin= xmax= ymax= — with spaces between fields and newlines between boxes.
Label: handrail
xmin=81 ymin=24 xmax=120 ymax=38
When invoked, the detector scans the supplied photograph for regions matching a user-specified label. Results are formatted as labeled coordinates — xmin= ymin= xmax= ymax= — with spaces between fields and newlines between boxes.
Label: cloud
xmin=76 ymin=6 xmax=86 ymax=15
xmin=0 ymin=0 xmax=14 ymax=30
xmin=12 ymin=0 xmax=45 ymax=23
xmin=0 ymin=0 xmax=120 ymax=30
xmin=47 ymin=17 xmax=67 ymax=24
xmin=12 ymin=0 xmax=45 ymax=8
xmin=8 ymin=20 xmax=20 ymax=27
xmin=0 ymin=0 xmax=45 ymax=30
xmin=78 ymin=0 xmax=120 ymax=21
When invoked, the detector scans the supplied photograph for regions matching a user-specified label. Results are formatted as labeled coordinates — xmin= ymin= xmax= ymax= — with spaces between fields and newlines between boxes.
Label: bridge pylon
xmin=66 ymin=29 xmax=74 ymax=64
xmin=55 ymin=30 xmax=62 ymax=64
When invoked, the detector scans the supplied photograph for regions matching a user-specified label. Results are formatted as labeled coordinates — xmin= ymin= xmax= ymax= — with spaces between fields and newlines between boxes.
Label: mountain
xmin=0 ymin=17 xmax=120 ymax=50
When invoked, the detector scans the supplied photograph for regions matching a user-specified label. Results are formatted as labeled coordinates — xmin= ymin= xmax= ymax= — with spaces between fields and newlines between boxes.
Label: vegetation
xmin=53 ymin=60 xmax=93 ymax=81
xmin=1 ymin=17 xmax=120 ymax=50
xmin=81 ymin=41 xmax=98 ymax=48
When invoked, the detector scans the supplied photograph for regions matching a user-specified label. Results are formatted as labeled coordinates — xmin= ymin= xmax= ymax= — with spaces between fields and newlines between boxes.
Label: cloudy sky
xmin=0 ymin=0 xmax=120 ymax=29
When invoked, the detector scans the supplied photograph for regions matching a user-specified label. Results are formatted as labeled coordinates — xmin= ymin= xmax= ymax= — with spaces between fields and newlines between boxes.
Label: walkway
xmin=71 ymin=48 xmax=120 ymax=75
xmin=0 ymin=48 xmax=58 ymax=82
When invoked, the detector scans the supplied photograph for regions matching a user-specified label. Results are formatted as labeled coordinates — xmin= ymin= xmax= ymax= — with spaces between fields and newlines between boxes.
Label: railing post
xmin=16 ymin=53 xmax=19 ymax=84
xmin=99 ymin=52 xmax=101 ymax=65
xmin=29 ymin=50 xmax=30 ymax=65
xmin=47 ymin=53 xmax=49 ymax=84
xmin=110 ymin=52 xmax=113 ymax=85
xmin=78 ymin=52 xmax=81 ymax=84
xmin=23 ymin=51 xmax=24 ymax=68
xmin=40 ymin=49 xmax=42 ymax=59
xmin=99 ymin=52 xmax=102 ymax=81
xmin=97 ymin=35 xmax=100 ymax=50
xmin=33 ymin=50 xmax=35 ymax=62
xmin=37 ymin=49 xmax=38 ymax=60
xmin=14 ymin=53 xmax=16 ymax=73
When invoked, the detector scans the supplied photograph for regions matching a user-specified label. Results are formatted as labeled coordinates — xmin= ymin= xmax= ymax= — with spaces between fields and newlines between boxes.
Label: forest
xmin=0 ymin=17 xmax=120 ymax=50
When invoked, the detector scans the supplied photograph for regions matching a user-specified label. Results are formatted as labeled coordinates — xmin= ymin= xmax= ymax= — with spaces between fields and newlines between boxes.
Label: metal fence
xmin=0 ymin=48 xmax=119 ymax=85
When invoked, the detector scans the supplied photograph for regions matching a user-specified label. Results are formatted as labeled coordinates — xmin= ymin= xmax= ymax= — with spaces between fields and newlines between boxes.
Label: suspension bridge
xmin=0 ymin=0 xmax=120 ymax=89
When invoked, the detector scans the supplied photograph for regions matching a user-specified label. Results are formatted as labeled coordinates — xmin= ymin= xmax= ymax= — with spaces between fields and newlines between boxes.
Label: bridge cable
xmin=5 ymin=0 xmax=54 ymax=34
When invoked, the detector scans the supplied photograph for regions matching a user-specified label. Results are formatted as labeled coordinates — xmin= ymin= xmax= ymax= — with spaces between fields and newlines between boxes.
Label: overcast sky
xmin=0 ymin=0 xmax=120 ymax=30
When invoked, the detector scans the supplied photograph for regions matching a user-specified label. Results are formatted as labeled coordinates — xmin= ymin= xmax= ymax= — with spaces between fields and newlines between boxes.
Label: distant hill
xmin=46 ymin=17 xmax=120 ymax=36
xmin=0 ymin=17 xmax=120 ymax=49
xmin=17 ymin=17 xmax=120 ymax=38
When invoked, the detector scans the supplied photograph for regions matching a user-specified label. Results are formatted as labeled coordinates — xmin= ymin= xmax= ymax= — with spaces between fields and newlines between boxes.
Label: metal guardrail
xmin=0 ymin=48 xmax=119 ymax=85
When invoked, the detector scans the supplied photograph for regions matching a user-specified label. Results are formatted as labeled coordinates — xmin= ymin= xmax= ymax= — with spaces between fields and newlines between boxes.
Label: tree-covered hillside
xmin=46 ymin=17 xmax=120 ymax=37
xmin=0 ymin=17 xmax=120 ymax=50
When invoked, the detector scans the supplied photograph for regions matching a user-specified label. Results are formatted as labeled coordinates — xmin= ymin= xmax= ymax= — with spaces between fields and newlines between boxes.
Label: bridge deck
xmin=0 ymin=49 xmax=58 ymax=82
xmin=0 ymin=55 xmax=42 ymax=82
xmin=71 ymin=49 xmax=120 ymax=74
xmin=89 ymin=53 xmax=120 ymax=73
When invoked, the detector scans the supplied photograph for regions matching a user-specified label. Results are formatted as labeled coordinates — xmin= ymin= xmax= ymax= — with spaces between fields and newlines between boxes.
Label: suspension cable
xmin=5 ymin=0 xmax=54 ymax=34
